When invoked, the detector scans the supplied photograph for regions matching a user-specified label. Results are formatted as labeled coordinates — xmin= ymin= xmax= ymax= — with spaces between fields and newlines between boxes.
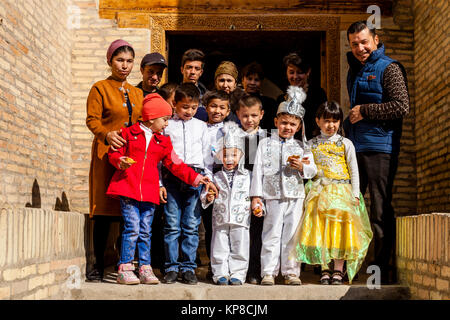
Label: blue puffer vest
xmin=346 ymin=43 xmax=403 ymax=154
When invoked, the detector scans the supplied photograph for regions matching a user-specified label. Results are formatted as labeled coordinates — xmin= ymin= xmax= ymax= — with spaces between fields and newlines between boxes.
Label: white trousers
xmin=261 ymin=198 xmax=304 ymax=278
xmin=211 ymin=224 xmax=249 ymax=283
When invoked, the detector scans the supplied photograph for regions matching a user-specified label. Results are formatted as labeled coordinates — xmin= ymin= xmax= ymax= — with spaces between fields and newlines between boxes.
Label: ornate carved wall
xmin=99 ymin=0 xmax=393 ymax=17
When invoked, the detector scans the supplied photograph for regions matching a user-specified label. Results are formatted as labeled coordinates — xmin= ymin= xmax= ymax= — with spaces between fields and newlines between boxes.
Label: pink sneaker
xmin=117 ymin=263 xmax=140 ymax=285
xmin=139 ymin=265 xmax=159 ymax=284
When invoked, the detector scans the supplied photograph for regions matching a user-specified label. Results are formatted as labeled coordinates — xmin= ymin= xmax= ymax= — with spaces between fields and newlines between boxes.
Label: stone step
xmin=71 ymin=266 xmax=410 ymax=300
xmin=75 ymin=281 xmax=410 ymax=300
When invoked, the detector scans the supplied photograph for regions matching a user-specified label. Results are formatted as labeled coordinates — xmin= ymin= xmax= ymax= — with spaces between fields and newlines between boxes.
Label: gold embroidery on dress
xmin=311 ymin=140 xmax=350 ymax=180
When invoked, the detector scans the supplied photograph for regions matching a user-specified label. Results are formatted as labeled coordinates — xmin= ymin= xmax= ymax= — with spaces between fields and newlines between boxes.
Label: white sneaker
xmin=284 ymin=274 xmax=302 ymax=285
xmin=261 ymin=274 xmax=275 ymax=286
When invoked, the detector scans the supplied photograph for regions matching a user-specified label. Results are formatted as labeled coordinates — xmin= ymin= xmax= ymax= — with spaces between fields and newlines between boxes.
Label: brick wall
xmin=413 ymin=0 xmax=450 ymax=213
xmin=396 ymin=213 xmax=450 ymax=300
xmin=0 ymin=0 xmax=73 ymax=210
xmin=376 ymin=0 xmax=417 ymax=216
xmin=0 ymin=208 xmax=86 ymax=300
xmin=70 ymin=0 xmax=150 ymax=214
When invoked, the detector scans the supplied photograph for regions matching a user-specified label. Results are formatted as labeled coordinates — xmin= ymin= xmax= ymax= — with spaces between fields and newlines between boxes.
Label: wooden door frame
xmin=116 ymin=13 xmax=340 ymax=102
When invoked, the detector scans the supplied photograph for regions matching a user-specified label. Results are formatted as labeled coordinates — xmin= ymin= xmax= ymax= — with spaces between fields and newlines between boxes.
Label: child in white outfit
xmin=201 ymin=125 xmax=251 ymax=285
xmin=250 ymin=86 xmax=317 ymax=285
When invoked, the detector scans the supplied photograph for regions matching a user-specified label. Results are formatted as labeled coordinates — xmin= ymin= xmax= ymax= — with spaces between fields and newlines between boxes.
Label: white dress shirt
xmin=163 ymin=114 xmax=212 ymax=178
xmin=204 ymin=122 xmax=225 ymax=173
xmin=139 ymin=122 xmax=153 ymax=151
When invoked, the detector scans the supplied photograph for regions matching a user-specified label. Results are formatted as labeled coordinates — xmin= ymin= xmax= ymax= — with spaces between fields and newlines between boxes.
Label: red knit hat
xmin=142 ymin=93 xmax=173 ymax=121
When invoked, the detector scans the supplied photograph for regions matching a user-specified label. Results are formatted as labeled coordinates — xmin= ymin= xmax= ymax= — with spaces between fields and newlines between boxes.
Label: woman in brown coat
xmin=85 ymin=39 xmax=143 ymax=281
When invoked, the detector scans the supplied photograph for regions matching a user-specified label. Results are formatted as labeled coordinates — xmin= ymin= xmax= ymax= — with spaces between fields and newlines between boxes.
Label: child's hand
xmin=119 ymin=156 xmax=133 ymax=170
xmin=206 ymin=182 xmax=219 ymax=198
xmin=251 ymin=197 xmax=264 ymax=217
xmin=206 ymin=193 xmax=215 ymax=203
xmin=288 ymin=157 xmax=304 ymax=172
xmin=288 ymin=156 xmax=310 ymax=173
xmin=300 ymin=156 xmax=310 ymax=165
xmin=198 ymin=175 xmax=211 ymax=185
xmin=159 ymin=187 xmax=167 ymax=204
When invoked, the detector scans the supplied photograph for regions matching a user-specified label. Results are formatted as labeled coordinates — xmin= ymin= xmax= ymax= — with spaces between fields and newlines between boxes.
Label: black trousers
xmin=151 ymin=204 xmax=166 ymax=270
xmin=92 ymin=215 xmax=123 ymax=271
xmin=247 ymin=214 xmax=264 ymax=279
xmin=200 ymin=205 xmax=213 ymax=262
xmin=357 ymin=151 xmax=398 ymax=278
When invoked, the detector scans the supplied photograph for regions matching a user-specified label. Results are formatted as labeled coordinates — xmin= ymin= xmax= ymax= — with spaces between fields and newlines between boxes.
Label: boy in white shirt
xmin=235 ymin=95 xmax=269 ymax=284
xmin=250 ymin=86 xmax=317 ymax=285
xmin=160 ymin=83 xmax=216 ymax=284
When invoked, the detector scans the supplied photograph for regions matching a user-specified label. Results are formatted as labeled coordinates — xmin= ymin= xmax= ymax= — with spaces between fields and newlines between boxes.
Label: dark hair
xmin=159 ymin=82 xmax=178 ymax=100
xmin=347 ymin=20 xmax=376 ymax=40
xmin=111 ymin=46 xmax=135 ymax=62
xmin=283 ymin=52 xmax=311 ymax=73
xmin=241 ymin=62 xmax=264 ymax=81
xmin=314 ymin=101 xmax=344 ymax=136
xmin=237 ymin=94 xmax=262 ymax=111
xmin=181 ymin=49 xmax=205 ymax=68
xmin=276 ymin=112 xmax=302 ymax=122
xmin=202 ymin=90 xmax=230 ymax=107
xmin=174 ymin=82 xmax=200 ymax=103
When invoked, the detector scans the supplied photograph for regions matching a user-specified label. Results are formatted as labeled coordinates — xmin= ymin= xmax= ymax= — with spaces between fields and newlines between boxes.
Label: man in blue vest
xmin=344 ymin=21 xmax=410 ymax=284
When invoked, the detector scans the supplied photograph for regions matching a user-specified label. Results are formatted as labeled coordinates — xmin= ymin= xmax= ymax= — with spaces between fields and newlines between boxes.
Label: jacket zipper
xmin=140 ymin=137 xmax=148 ymax=201
xmin=182 ymin=121 xmax=186 ymax=161
xmin=280 ymin=139 xmax=284 ymax=197
xmin=228 ymin=172 xmax=232 ymax=223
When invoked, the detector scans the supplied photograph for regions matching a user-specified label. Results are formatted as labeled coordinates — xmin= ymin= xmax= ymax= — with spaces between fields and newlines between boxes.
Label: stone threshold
xmin=67 ymin=266 xmax=410 ymax=300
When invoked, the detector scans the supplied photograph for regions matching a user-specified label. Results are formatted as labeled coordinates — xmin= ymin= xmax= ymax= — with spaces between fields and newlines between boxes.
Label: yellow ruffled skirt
xmin=294 ymin=179 xmax=373 ymax=283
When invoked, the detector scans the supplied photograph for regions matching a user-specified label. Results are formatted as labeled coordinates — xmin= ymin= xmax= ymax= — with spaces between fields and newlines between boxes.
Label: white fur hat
xmin=277 ymin=86 xmax=307 ymax=119
xmin=219 ymin=121 xmax=244 ymax=152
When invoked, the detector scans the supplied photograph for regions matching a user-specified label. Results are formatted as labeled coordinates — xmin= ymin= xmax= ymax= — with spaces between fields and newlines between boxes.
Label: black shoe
xmin=206 ymin=267 xmax=213 ymax=282
xmin=86 ymin=268 xmax=103 ymax=282
xmin=182 ymin=271 xmax=198 ymax=285
xmin=163 ymin=271 xmax=178 ymax=284
xmin=247 ymin=275 xmax=260 ymax=285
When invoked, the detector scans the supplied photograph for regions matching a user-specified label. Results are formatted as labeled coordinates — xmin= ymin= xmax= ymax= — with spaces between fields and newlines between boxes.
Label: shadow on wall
xmin=55 ymin=191 xmax=70 ymax=211
xmin=25 ymin=179 xmax=41 ymax=208
xmin=24 ymin=179 xmax=70 ymax=211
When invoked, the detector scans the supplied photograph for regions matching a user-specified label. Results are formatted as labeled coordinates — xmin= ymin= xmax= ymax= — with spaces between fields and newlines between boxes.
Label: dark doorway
xmin=167 ymin=31 xmax=323 ymax=99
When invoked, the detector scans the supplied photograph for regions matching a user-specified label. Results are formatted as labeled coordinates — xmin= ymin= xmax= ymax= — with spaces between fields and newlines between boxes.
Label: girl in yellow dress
xmin=294 ymin=101 xmax=372 ymax=284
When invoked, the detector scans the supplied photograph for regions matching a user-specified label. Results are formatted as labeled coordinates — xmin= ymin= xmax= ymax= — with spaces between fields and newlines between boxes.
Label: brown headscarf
xmin=214 ymin=61 xmax=238 ymax=80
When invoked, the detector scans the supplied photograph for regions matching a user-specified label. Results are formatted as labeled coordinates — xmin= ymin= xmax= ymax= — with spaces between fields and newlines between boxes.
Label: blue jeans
xmin=118 ymin=197 xmax=155 ymax=266
xmin=163 ymin=181 xmax=203 ymax=274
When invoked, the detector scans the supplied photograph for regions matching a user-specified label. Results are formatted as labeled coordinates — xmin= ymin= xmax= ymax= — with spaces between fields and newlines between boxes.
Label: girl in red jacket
xmin=107 ymin=93 xmax=211 ymax=285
